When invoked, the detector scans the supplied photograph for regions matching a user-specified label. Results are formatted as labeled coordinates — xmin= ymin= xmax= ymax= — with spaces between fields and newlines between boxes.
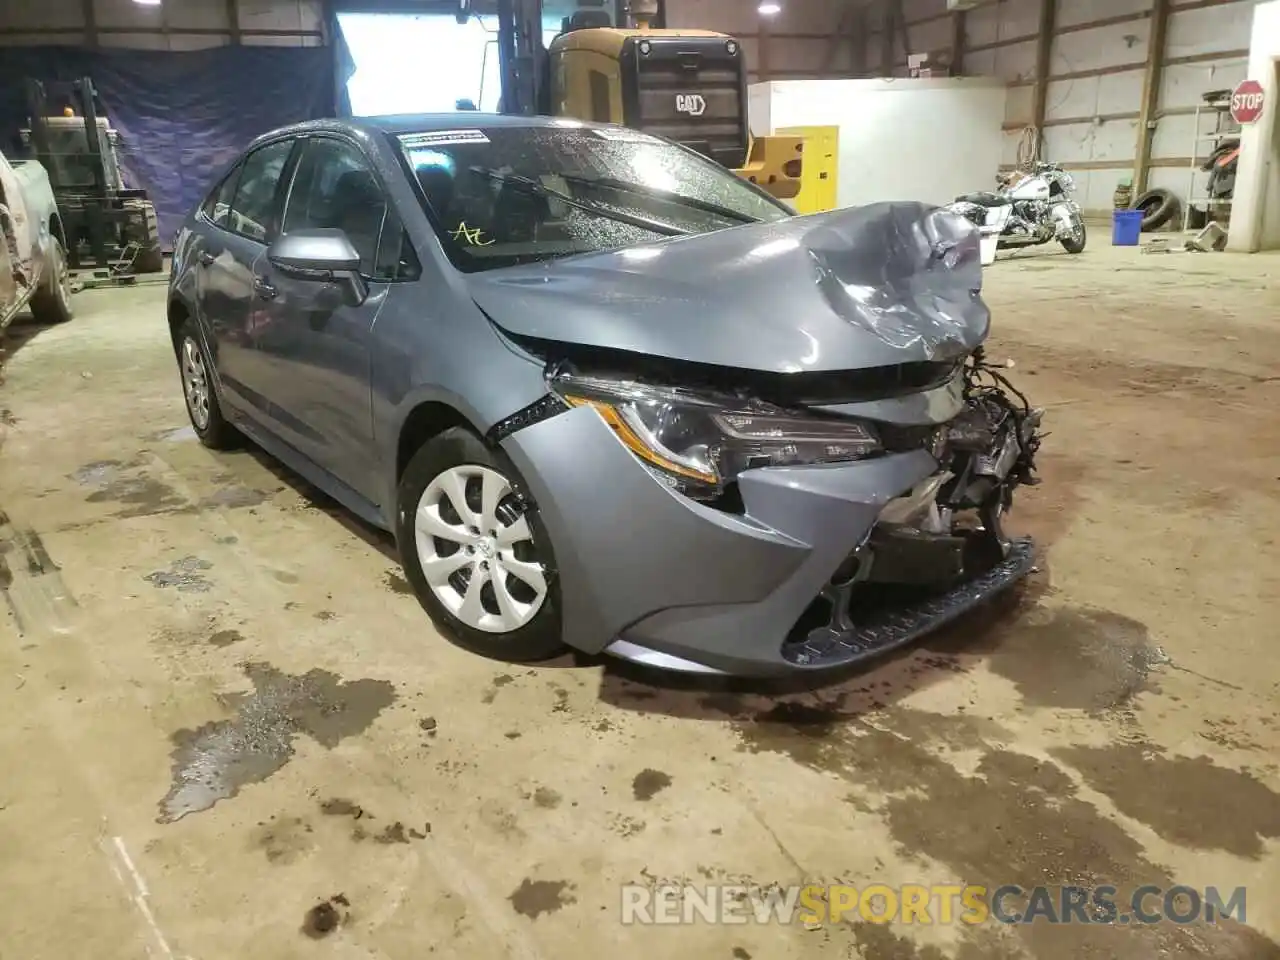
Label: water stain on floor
xmin=632 ymin=769 xmax=672 ymax=801
xmin=850 ymin=919 xmax=1027 ymax=960
xmin=252 ymin=816 xmax=314 ymax=864
xmin=71 ymin=458 xmax=267 ymax=518
xmin=208 ymin=629 xmax=243 ymax=648
xmin=731 ymin=707 xmax=1280 ymax=959
xmin=144 ymin=556 xmax=214 ymax=593
xmin=85 ymin=474 xmax=188 ymax=518
xmin=157 ymin=662 xmax=396 ymax=823
xmin=301 ymin=894 xmax=349 ymax=939
xmin=1052 ymin=743 xmax=1280 ymax=858
xmin=930 ymin=604 xmax=1167 ymax=713
xmin=508 ymin=878 xmax=576 ymax=919
xmin=384 ymin=571 xmax=413 ymax=595
xmin=197 ymin=486 xmax=268 ymax=510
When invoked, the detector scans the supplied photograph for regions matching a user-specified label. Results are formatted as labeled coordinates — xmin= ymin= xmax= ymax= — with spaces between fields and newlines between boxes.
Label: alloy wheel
xmin=181 ymin=337 xmax=211 ymax=430
xmin=414 ymin=465 xmax=548 ymax=633
xmin=53 ymin=244 xmax=71 ymax=310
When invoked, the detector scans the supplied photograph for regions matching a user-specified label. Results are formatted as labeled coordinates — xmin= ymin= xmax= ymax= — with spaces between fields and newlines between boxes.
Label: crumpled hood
xmin=466 ymin=201 xmax=989 ymax=374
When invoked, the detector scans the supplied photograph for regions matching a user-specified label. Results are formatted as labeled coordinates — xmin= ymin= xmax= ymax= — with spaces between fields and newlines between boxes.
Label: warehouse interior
xmin=1 ymin=0 xmax=1279 ymax=958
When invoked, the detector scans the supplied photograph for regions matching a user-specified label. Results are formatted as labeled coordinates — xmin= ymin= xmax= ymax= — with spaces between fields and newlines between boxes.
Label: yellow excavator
xmin=486 ymin=0 xmax=804 ymax=202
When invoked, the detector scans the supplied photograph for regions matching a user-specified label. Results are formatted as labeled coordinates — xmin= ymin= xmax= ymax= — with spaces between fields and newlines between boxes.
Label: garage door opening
xmin=336 ymin=12 xmax=567 ymax=117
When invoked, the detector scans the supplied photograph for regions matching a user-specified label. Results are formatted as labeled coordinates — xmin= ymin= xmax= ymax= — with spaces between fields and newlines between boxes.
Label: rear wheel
xmin=27 ymin=240 xmax=74 ymax=325
xmin=1061 ymin=213 xmax=1087 ymax=254
xmin=176 ymin=319 xmax=237 ymax=449
xmin=396 ymin=427 xmax=564 ymax=662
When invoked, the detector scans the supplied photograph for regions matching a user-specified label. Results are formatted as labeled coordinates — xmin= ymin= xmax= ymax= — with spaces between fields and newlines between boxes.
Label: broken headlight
xmin=550 ymin=372 xmax=881 ymax=499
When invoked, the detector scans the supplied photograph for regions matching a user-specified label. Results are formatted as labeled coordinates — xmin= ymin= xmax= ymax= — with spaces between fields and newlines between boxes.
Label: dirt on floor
xmin=0 ymin=245 xmax=1278 ymax=960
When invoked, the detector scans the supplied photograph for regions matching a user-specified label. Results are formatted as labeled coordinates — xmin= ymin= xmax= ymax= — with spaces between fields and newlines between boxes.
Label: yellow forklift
xmin=484 ymin=0 xmax=805 ymax=202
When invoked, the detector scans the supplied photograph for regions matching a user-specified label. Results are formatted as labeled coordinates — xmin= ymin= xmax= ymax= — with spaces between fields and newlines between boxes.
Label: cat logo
xmin=675 ymin=94 xmax=707 ymax=117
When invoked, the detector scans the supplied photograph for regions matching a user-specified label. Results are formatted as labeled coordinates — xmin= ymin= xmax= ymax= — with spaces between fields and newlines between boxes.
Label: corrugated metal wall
xmin=0 ymin=0 xmax=326 ymax=49
xmin=861 ymin=0 xmax=1257 ymax=213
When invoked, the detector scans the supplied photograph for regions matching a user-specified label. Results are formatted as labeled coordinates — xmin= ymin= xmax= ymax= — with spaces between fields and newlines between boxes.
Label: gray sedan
xmin=167 ymin=114 xmax=1043 ymax=676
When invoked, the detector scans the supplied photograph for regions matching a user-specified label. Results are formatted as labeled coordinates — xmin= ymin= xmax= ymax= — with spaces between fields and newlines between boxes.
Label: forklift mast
xmin=24 ymin=77 xmax=111 ymax=199
xmin=491 ymin=0 xmax=666 ymax=115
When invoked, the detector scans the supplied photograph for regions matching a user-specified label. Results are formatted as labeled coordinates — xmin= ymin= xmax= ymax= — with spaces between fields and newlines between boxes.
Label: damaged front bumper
xmin=500 ymin=376 xmax=1041 ymax=677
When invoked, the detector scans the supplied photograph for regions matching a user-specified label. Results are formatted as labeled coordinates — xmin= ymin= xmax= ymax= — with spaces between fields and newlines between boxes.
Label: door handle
xmin=253 ymin=277 xmax=277 ymax=300
xmin=197 ymin=251 xmax=215 ymax=266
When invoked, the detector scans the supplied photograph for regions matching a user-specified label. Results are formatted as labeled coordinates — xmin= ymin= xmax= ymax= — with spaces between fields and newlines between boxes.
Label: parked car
xmin=0 ymin=148 xmax=73 ymax=331
xmin=167 ymin=115 xmax=1043 ymax=677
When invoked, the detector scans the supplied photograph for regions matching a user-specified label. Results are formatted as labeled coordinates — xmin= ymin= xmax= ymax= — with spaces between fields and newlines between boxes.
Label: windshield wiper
xmin=556 ymin=173 xmax=763 ymax=225
xmin=467 ymin=168 xmax=690 ymax=237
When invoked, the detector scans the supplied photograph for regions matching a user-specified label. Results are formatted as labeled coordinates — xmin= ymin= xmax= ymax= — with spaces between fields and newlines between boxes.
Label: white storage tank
xmin=748 ymin=77 xmax=1008 ymax=210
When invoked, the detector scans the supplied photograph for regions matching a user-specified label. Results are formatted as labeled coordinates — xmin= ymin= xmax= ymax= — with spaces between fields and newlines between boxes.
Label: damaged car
xmin=167 ymin=114 xmax=1042 ymax=676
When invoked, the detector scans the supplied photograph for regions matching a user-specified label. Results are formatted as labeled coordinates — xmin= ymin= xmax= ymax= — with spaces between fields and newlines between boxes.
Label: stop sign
xmin=1230 ymin=79 xmax=1265 ymax=125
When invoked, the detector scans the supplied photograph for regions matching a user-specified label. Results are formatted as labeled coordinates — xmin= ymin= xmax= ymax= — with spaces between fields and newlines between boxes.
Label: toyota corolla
xmin=167 ymin=114 xmax=1043 ymax=676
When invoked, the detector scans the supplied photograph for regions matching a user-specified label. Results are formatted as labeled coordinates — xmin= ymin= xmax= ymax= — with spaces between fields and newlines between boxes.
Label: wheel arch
xmin=167 ymin=298 xmax=190 ymax=349
xmin=48 ymin=213 xmax=66 ymax=248
xmin=395 ymin=401 xmax=476 ymax=484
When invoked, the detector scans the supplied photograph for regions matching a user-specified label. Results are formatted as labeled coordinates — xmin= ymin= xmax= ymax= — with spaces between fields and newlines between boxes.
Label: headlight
xmin=550 ymin=372 xmax=881 ymax=499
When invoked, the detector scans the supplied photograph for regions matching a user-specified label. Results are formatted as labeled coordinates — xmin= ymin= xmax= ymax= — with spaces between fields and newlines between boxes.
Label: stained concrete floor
xmin=0 ymin=244 xmax=1278 ymax=960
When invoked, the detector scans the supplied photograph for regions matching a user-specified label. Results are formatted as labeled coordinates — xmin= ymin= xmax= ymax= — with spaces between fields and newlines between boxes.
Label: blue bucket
xmin=1112 ymin=209 xmax=1143 ymax=246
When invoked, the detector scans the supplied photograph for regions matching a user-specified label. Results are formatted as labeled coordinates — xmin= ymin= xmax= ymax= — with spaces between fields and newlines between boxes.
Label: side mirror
xmin=268 ymin=229 xmax=368 ymax=306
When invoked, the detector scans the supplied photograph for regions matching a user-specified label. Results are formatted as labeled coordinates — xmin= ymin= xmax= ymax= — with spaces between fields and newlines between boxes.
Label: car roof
xmin=244 ymin=113 xmax=602 ymax=157
xmin=358 ymin=113 xmax=571 ymax=135
xmin=271 ymin=114 xmax=595 ymax=140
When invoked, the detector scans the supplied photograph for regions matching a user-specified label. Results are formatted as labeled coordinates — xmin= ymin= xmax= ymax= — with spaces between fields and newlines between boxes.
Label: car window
xmin=283 ymin=138 xmax=388 ymax=277
xmin=227 ymin=139 xmax=294 ymax=243
xmin=202 ymin=164 xmax=241 ymax=228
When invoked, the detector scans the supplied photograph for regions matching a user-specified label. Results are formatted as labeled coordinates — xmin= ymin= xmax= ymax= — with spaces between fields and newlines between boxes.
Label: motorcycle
xmin=949 ymin=161 xmax=1086 ymax=264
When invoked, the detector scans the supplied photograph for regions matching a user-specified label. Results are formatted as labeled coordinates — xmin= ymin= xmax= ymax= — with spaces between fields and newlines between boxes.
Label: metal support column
xmin=1030 ymin=0 xmax=1057 ymax=156
xmin=1133 ymin=0 xmax=1170 ymax=195
xmin=950 ymin=10 xmax=966 ymax=74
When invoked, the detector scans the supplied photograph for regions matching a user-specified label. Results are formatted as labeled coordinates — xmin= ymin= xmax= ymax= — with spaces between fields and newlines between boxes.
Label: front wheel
xmin=1061 ymin=213 xmax=1087 ymax=254
xmin=396 ymin=427 xmax=565 ymax=663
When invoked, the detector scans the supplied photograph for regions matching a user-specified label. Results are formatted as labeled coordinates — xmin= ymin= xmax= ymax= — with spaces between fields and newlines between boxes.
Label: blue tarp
xmin=0 ymin=44 xmax=338 ymax=248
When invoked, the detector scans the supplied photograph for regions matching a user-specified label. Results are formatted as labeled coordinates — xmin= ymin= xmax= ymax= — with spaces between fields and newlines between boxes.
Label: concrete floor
xmin=1 ymin=244 xmax=1278 ymax=960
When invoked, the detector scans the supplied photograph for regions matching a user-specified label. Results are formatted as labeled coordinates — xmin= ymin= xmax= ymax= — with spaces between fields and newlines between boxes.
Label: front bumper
xmin=501 ymin=404 xmax=1034 ymax=677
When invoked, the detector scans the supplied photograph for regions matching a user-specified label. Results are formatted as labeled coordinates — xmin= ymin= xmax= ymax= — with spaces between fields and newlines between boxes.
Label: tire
xmin=175 ymin=318 xmax=238 ymax=449
xmin=27 ymin=240 xmax=74 ymax=325
xmin=396 ymin=427 xmax=565 ymax=663
xmin=1132 ymin=188 xmax=1178 ymax=232
xmin=1060 ymin=213 xmax=1087 ymax=254
xmin=124 ymin=199 xmax=164 ymax=274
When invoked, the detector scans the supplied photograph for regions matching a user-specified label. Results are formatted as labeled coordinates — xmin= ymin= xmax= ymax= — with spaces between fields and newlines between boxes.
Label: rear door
xmin=252 ymin=136 xmax=416 ymax=502
xmin=193 ymin=137 xmax=297 ymax=422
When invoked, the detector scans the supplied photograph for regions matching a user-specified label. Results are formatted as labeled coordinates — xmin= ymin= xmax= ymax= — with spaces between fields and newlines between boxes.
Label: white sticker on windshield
xmin=400 ymin=129 xmax=490 ymax=148
xmin=592 ymin=127 xmax=660 ymax=144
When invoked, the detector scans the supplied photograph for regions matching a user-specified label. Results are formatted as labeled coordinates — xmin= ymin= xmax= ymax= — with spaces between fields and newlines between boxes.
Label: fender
xmin=1050 ymin=200 xmax=1079 ymax=238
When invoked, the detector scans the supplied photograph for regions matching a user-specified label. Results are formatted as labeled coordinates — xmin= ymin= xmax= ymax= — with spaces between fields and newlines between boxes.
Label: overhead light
xmin=758 ymin=2 xmax=781 ymax=15
xmin=133 ymin=0 xmax=161 ymax=5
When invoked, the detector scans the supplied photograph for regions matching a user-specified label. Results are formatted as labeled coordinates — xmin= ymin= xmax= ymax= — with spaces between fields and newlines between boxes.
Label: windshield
xmin=394 ymin=122 xmax=791 ymax=272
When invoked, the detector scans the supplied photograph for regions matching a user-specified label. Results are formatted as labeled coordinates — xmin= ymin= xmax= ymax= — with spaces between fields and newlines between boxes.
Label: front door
xmin=252 ymin=136 xmax=400 ymax=504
